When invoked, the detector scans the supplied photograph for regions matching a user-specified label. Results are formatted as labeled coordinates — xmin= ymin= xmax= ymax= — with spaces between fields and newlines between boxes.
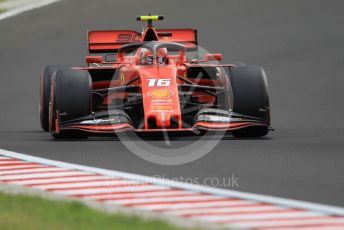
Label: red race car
xmin=40 ymin=15 xmax=271 ymax=139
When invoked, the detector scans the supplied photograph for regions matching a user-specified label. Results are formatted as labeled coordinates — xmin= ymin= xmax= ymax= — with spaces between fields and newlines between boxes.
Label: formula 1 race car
xmin=39 ymin=15 xmax=271 ymax=139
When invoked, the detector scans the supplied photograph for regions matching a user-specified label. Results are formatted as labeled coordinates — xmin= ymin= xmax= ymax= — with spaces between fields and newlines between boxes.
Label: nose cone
xmin=140 ymin=66 xmax=181 ymax=129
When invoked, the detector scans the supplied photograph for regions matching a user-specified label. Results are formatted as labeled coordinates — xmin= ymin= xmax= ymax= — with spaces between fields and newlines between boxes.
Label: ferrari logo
xmin=120 ymin=73 xmax=125 ymax=85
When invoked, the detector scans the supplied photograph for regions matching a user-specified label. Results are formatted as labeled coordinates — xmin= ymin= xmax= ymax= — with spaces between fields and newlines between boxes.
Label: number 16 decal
xmin=147 ymin=79 xmax=171 ymax=87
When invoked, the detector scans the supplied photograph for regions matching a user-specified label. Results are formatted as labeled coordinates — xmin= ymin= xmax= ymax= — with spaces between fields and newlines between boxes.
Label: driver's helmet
xmin=140 ymin=48 xmax=153 ymax=65
xmin=157 ymin=47 xmax=168 ymax=64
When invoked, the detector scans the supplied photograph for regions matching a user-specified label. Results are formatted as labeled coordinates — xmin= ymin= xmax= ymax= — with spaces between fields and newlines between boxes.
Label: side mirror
xmin=85 ymin=56 xmax=103 ymax=64
xmin=105 ymin=54 xmax=116 ymax=62
xmin=205 ymin=53 xmax=222 ymax=61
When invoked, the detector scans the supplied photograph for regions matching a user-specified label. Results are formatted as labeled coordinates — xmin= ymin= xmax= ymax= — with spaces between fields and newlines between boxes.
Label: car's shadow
xmin=0 ymin=130 xmax=272 ymax=142
xmin=37 ymin=131 xmax=272 ymax=142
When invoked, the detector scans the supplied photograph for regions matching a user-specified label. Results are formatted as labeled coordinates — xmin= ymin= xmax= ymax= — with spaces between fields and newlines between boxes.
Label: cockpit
xmin=117 ymin=42 xmax=186 ymax=65
xmin=140 ymin=47 xmax=169 ymax=65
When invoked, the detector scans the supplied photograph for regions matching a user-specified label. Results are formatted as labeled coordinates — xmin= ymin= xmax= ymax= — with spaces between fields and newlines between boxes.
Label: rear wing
xmin=88 ymin=29 xmax=198 ymax=53
xmin=88 ymin=30 xmax=141 ymax=53
xmin=156 ymin=29 xmax=198 ymax=49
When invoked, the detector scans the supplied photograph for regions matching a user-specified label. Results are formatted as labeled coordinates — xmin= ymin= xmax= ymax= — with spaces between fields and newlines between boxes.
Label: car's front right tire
xmin=40 ymin=65 xmax=66 ymax=131
xmin=49 ymin=68 xmax=92 ymax=139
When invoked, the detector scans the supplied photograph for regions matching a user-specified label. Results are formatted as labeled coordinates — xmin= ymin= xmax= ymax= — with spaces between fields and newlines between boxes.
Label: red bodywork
xmin=56 ymin=22 xmax=267 ymax=134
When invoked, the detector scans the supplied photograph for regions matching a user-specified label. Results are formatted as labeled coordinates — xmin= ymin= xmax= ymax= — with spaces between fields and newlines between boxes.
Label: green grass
xmin=0 ymin=0 xmax=8 ymax=13
xmin=0 ymin=192 xmax=194 ymax=230
xmin=0 ymin=0 xmax=5 ymax=13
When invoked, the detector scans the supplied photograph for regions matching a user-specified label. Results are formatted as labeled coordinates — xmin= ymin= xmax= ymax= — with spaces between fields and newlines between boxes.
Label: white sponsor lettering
xmin=80 ymin=119 xmax=115 ymax=124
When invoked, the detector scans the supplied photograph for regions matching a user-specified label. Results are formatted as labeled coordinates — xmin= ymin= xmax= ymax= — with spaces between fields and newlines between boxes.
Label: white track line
xmin=0 ymin=0 xmax=62 ymax=21
xmin=229 ymin=218 xmax=344 ymax=229
xmin=2 ymin=149 xmax=344 ymax=230
xmin=1 ymin=149 xmax=343 ymax=216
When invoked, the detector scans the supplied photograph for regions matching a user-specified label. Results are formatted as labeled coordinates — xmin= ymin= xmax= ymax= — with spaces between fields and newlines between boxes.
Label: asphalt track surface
xmin=0 ymin=0 xmax=344 ymax=207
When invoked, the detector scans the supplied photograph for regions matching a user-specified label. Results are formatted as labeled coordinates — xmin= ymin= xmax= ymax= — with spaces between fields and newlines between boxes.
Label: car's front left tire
xmin=229 ymin=65 xmax=270 ymax=137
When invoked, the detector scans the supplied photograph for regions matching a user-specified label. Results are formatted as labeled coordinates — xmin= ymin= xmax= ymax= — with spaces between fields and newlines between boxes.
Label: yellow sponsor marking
xmin=148 ymin=89 xmax=173 ymax=98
